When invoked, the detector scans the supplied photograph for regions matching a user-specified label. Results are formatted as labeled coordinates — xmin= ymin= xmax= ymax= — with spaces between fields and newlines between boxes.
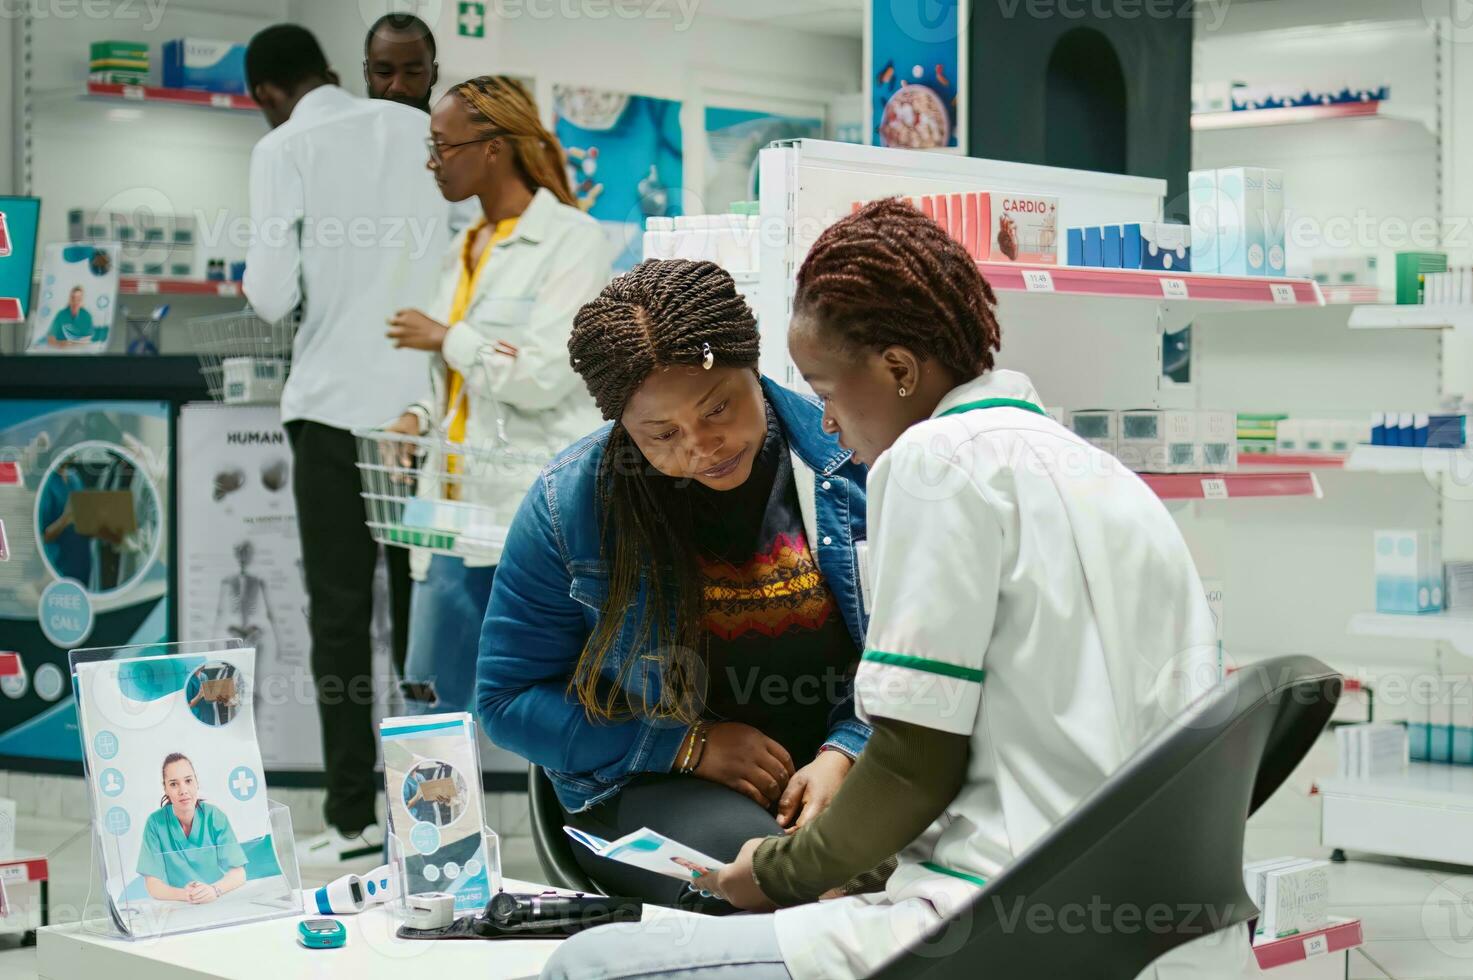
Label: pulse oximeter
xmin=298 ymin=917 xmax=347 ymax=949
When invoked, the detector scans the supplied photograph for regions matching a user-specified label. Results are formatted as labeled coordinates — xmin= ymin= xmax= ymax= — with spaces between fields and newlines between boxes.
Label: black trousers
xmin=561 ymin=774 xmax=782 ymax=914
xmin=286 ymin=420 xmax=411 ymax=834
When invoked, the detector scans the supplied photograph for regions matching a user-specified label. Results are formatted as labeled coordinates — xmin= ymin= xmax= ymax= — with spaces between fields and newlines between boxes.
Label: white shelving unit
xmin=1344 ymin=445 xmax=1468 ymax=475
xmin=1348 ymin=609 xmax=1473 ymax=657
xmin=1349 ymin=306 xmax=1473 ymax=330
xmin=1321 ymin=763 xmax=1473 ymax=866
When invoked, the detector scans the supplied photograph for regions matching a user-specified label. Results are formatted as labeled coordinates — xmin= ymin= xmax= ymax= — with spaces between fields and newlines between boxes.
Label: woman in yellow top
xmin=385 ymin=76 xmax=613 ymax=714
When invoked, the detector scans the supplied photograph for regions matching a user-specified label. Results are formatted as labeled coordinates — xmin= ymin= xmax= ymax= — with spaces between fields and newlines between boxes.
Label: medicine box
xmin=988 ymin=193 xmax=1059 ymax=264
xmin=1102 ymin=225 xmax=1123 ymax=269
xmin=1199 ymin=411 xmax=1237 ymax=471
xmin=1189 ymin=170 xmax=1219 ymax=274
xmin=1216 ymin=167 xmax=1268 ymax=277
xmin=1120 ymin=223 xmax=1144 ymax=270
xmin=222 ymin=356 xmax=286 ymax=404
xmin=1117 ymin=409 xmax=1196 ymax=473
xmin=1396 ymin=251 xmax=1448 ymax=305
xmin=1260 ymin=861 xmax=1330 ymax=940
xmin=163 ymin=38 xmax=249 ymax=94
xmin=1263 ymin=169 xmax=1286 ymax=276
xmin=1244 ymin=858 xmax=1311 ymax=938
xmin=1374 ymin=529 xmax=1444 ymax=615
xmin=1067 ymin=229 xmax=1084 ymax=266
xmin=1446 ymin=561 xmax=1473 ymax=611
xmin=1336 ymin=723 xmax=1409 ymax=779
xmin=1069 ymin=410 xmax=1117 ymax=457
xmin=1140 ymin=223 xmax=1192 ymax=273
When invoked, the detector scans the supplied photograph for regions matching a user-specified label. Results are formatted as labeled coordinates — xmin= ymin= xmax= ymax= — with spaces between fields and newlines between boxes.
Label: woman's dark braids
xmin=569 ymin=259 xmax=760 ymax=421
xmin=794 ymin=197 xmax=1003 ymax=378
xmin=566 ymin=259 xmax=761 ymax=724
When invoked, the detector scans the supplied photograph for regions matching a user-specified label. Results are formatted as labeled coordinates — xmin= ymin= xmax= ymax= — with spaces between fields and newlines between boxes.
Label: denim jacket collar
xmin=761 ymin=377 xmax=853 ymax=477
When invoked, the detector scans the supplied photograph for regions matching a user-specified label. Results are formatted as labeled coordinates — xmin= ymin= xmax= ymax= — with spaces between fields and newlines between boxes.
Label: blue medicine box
xmin=1428 ymin=413 xmax=1467 ymax=449
xmin=1102 ymin=226 xmax=1123 ymax=269
xmin=1067 ymin=228 xmax=1085 ymax=267
xmin=1121 ymin=224 xmax=1145 ymax=269
xmin=1083 ymin=227 xmax=1103 ymax=267
xmin=163 ymin=38 xmax=248 ymax=94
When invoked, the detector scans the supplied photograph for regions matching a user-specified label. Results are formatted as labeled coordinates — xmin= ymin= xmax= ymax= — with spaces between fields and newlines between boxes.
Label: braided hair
xmin=567 ymin=259 xmax=760 ymax=723
xmin=793 ymin=197 xmax=1002 ymax=380
xmin=452 ymin=76 xmax=578 ymax=209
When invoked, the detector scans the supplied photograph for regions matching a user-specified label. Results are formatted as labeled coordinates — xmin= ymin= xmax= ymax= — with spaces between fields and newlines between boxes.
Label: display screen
xmin=0 ymin=197 xmax=41 ymax=319
xmin=1123 ymin=415 xmax=1160 ymax=439
xmin=350 ymin=880 xmax=363 ymax=904
xmin=1073 ymin=416 xmax=1110 ymax=439
xmin=304 ymin=919 xmax=341 ymax=934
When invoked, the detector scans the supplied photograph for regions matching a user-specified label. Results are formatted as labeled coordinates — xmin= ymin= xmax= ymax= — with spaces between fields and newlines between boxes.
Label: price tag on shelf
xmin=1201 ymin=478 xmax=1229 ymax=500
xmin=1270 ymin=283 xmax=1297 ymax=305
xmin=1161 ymin=278 xmax=1189 ymax=300
xmin=133 ymin=280 xmax=159 ymax=294
xmin=122 ymin=85 xmax=145 ymax=101
xmin=1022 ymin=270 xmax=1054 ymax=293
xmin=217 ymin=283 xmax=241 ymax=297
xmin=210 ymin=93 xmax=232 ymax=108
xmin=1302 ymin=934 xmax=1329 ymax=957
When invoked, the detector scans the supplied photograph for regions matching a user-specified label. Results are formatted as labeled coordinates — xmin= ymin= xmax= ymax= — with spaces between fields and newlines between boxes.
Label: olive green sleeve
xmin=751 ymin=717 xmax=970 ymax=907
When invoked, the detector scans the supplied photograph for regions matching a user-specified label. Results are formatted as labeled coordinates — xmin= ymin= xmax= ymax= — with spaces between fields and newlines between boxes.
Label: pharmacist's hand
xmin=693 ymin=722 xmax=794 ymax=808
xmin=711 ymin=838 xmax=776 ymax=912
xmin=387 ymin=309 xmax=448 ymax=352
xmin=777 ymin=749 xmax=853 ymax=832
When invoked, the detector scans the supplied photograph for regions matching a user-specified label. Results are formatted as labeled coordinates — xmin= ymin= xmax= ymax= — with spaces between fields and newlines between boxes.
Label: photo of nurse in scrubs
xmin=137 ymin=753 xmax=247 ymax=904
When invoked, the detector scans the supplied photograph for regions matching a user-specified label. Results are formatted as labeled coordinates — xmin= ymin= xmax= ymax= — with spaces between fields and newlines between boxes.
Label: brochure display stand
xmin=69 ymin=640 xmax=302 ymax=940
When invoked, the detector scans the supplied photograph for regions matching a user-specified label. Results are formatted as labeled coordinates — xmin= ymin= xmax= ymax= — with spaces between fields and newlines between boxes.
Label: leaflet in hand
xmin=564 ymin=826 xmax=725 ymax=883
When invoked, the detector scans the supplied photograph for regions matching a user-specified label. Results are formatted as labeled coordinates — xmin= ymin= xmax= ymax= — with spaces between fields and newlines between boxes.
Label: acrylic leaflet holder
xmin=386 ymin=824 xmax=502 ymax=926
xmin=71 ymin=639 xmax=303 ymax=940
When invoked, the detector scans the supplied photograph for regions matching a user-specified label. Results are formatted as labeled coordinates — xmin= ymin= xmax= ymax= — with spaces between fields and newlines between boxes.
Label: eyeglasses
xmin=425 ymin=134 xmax=503 ymax=166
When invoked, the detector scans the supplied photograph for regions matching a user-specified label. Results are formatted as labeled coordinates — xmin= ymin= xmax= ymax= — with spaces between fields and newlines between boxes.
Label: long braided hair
xmin=451 ymin=76 xmax=578 ymax=209
xmin=794 ymin=197 xmax=1003 ymax=378
xmin=567 ymin=259 xmax=761 ymax=723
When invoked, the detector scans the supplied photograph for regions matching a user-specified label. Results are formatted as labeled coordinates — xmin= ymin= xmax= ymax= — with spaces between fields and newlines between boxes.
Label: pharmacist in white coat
xmin=542 ymin=199 xmax=1245 ymax=979
xmin=383 ymin=76 xmax=611 ymax=715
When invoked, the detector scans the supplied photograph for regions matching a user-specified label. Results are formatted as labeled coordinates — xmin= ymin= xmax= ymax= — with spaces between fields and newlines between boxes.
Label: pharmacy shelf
xmin=1251 ymin=918 xmax=1363 ymax=970
xmin=1139 ymin=471 xmax=1321 ymax=500
xmin=1191 ymin=100 xmax=1433 ymax=133
xmin=120 ymin=277 xmax=243 ymax=297
xmin=85 ymin=81 xmax=258 ymax=112
xmin=1238 ymin=454 xmax=1347 ymax=470
xmin=1322 ymin=285 xmax=1385 ymax=306
xmin=1347 ymin=609 xmax=1473 ymax=656
xmin=1344 ymin=445 xmax=1466 ymax=474
xmin=978 ymin=263 xmax=1323 ymax=308
xmin=0 ymin=355 xmax=209 ymax=401
xmin=1321 ymin=762 xmax=1473 ymax=865
xmin=1348 ymin=305 xmax=1473 ymax=330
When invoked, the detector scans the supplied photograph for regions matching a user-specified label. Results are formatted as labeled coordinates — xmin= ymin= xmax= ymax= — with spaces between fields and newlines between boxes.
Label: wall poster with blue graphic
xmin=0 ymin=400 xmax=171 ymax=766
xmin=554 ymin=85 xmax=683 ymax=272
xmin=73 ymin=645 xmax=289 ymax=936
xmin=704 ymin=107 xmax=823 ymax=214
xmin=867 ymin=0 xmax=967 ymax=151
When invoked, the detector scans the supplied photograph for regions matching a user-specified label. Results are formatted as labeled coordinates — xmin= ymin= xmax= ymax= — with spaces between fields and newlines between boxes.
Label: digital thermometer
xmin=309 ymin=863 xmax=398 ymax=915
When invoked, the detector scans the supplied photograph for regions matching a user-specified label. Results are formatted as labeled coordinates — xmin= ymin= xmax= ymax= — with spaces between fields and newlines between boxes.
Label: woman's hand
xmin=43 ymin=505 xmax=74 ymax=543
xmin=387 ymin=309 xmax=448 ymax=351
xmin=383 ymin=411 xmax=423 ymax=471
xmin=185 ymin=881 xmax=218 ymax=904
xmin=711 ymin=837 xmax=777 ymax=912
xmin=776 ymin=749 xmax=853 ymax=832
xmin=691 ymin=722 xmax=795 ymax=809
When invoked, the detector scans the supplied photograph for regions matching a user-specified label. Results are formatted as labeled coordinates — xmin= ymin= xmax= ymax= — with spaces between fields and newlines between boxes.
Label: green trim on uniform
xmin=862 ymin=650 xmax=985 ymax=683
xmin=921 ymin=861 xmax=988 ymax=887
xmin=939 ymin=398 xmax=1046 ymax=419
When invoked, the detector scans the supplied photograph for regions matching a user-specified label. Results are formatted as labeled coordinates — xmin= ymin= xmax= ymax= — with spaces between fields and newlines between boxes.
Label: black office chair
xmin=528 ymin=764 xmax=604 ymax=894
xmin=876 ymin=654 xmax=1341 ymax=980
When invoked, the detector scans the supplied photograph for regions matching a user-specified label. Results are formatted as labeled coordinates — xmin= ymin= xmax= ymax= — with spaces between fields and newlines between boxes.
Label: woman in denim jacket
xmin=477 ymin=260 xmax=870 ymax=911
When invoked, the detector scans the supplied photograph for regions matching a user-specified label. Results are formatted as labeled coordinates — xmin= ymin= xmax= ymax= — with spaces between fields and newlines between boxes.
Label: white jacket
xmin=406 ymin=188 xmax=612 ymax=573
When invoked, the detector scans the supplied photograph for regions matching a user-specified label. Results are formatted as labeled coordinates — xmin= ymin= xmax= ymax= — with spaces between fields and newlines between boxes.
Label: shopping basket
xmin=188 ymin=309 xmax=295 ymax=404
xmin=353 ymin=428 xmax=548 ymax=559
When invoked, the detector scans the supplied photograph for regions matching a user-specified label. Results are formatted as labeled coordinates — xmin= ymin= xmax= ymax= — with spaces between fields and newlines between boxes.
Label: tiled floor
xmin=7 ymin=739 xmax=1473 ymax=978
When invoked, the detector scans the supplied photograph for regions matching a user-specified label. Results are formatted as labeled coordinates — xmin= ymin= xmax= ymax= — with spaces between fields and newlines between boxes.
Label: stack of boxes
xmin=1066 ymin=222 xmax=1192 ymax=272
xmin=1065 ymin=409 xmax=1236 ymax=472
xmin=89 ymin=40 xmax=149 ymax=86
xmin=1274 ymin=418 xmax=1371 ymax=455
xmin=1370 ymin=411 xmax=1466 ymax=449
xmin=1237 ymin=413 xmax=1286 ymax=456
xmin=163 ymin=38 xmax=249 ymax=94
xmin=68 ymin=208 xmax=199 ymax=278
xmin=1396 ymin=251 xmax=1448 ymax=305
xmin=1189 ymin=167 xmax=1286 ymax=277
xmin=1243 ymin=858 xmax=1331 ymax=942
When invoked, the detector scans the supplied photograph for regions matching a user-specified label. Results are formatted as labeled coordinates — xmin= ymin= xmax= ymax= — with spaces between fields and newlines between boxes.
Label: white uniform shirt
xmin=243 ymin=85 xmax=449 ymax=430
xmin=774 ymin=369 xmax=1245 ymax=980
